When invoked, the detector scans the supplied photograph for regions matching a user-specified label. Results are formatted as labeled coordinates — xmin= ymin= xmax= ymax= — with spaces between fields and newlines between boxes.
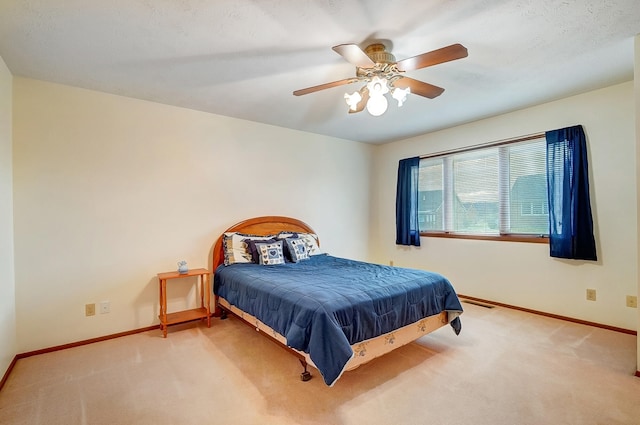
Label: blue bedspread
xmin=214 ymin=254 xmax=463 ymax=386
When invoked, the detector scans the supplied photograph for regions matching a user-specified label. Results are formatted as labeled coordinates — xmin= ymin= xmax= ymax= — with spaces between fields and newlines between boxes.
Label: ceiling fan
xmin=293 ymin=42 xmax=468 ymax=116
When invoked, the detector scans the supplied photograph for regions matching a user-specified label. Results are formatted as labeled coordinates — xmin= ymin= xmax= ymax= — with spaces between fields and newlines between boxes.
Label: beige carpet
xmin=1 ymin=302 xmax=639 ymax=425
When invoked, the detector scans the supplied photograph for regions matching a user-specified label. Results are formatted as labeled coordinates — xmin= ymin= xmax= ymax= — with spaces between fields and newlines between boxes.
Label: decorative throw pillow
xmin=223 ymin=232 xmax=276 ymax=266
xmin=285 ymin=238 xmax=310 ymax=262
xmin=244 ymin=238 xmax=277 ymax=263
xmin=255 ymin=240 xmax=285 ymax=265
xmin=297 ymin=233 xmax=322 ymax=256
xmin=276 ymin=231 xmax=322 ymax=256
xmin=276 ymin=232 xmax=299 ymax=262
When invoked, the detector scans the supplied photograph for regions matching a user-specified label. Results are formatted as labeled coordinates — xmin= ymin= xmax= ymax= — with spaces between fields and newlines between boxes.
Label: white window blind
xmin=452 ymin=148 xmax=499 ymax=234
xmin=507 ymin=139 xmax=548 ymax=235
xmin=417 ymin=137 xmax=548 ymax=236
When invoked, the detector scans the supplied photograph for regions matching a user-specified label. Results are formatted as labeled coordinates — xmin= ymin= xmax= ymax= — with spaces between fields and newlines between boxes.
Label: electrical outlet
xmin=100 ymin=301 xmax=110 ymax=314
xmin=85 ymin=303 xmax=95 ymax=316
xmin=586 ymin=289 xmax=596 ymax=301
xmin=626 ymin=295 xmax=638 ymax=308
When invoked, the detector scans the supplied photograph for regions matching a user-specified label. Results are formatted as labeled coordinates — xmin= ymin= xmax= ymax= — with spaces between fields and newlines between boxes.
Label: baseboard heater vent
xmin=462 ymin=300 xmax=496 ymax=309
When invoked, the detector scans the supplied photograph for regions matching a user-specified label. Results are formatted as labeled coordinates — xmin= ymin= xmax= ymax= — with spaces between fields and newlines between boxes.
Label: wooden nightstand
xmin=157 ymin=268 xmax=211 ymax=338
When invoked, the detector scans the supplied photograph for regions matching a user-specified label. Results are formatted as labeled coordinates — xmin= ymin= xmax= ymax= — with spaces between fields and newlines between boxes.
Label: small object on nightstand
xmin=177 ymin=260 xmax=188 ymax=274
xmin=157 ymin=268 xmax=211 ymax=338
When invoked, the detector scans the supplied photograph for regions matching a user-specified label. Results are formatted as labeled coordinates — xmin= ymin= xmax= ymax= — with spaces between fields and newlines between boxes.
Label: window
xmin=520 ymin=201 xmax=548 ymax=216
xmin=418 ymin=137 xmax=548 ymax=239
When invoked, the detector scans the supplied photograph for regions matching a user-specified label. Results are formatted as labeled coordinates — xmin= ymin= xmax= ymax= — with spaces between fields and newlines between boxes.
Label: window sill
xmin=419 ymin=232 xmax=549 ymax=244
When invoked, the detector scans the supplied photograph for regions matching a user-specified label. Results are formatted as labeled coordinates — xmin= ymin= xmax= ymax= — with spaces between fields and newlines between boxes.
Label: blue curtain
xmin=396 ymin=157 xmax=421 ymax=246
xmin=546 ymin=125 xmax=596 ymax=260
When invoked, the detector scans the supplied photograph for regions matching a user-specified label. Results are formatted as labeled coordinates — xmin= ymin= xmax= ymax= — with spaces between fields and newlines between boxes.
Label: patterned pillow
xmin=255 ymin=240 xmax=285 ymax=265
xmin=276 ymin=231 xmax=322 ymax=256
xmin=223 ymin=232 xmax=276 ymax=266
xmin=297 ymin=233 xmax=322 ymax=256
xmin=275 ymin=233 xmax=297 ymax=262
xmin=285 ymin=238 xmax=310 ymax=262
xmin=244 ymin=238 xmax=277 ymax=263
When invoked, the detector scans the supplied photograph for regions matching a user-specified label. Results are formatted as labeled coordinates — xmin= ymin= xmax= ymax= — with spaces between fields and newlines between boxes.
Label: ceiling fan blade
xmin=348 ymin=89 xmax=370 ymax=114
xmin=395 ymin=43 xmax=468 ymax=72
xmin=332 ymin=44 xmax=375 ymax=68
xmin=293 ymin=78 xmax=359 ymax=96
xmin=393 ymin=77 xmax=445 ymax=99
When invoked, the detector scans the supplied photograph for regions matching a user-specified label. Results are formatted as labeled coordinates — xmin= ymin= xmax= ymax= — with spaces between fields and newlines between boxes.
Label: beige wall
xmin=635 ymin=34 xmax=640 ymax=374
xmin=0 ymin=56 xmax=16 ymax=377
xmin=372 ymin=81 xmax=638 ymax=332
xmin=8 ymin=70 xmax=640 ymax=370
xmin=12 ymin=78 xmax=373 ymax=352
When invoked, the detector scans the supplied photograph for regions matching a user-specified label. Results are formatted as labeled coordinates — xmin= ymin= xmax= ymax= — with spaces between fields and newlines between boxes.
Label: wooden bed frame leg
xmin=299 ymin=359 xmax=312 ymax=382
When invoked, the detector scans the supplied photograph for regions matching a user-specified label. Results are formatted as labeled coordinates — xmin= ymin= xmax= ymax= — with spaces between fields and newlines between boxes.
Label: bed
xmin=212 ymin=216 xmax=463 ymax=386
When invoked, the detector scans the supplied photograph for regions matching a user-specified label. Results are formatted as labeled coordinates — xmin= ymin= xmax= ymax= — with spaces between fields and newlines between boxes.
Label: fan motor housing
xmin=355 ymin=44 xmax=399 ymax=79
xmin=364 ymin=44 xmax=396 ymax=64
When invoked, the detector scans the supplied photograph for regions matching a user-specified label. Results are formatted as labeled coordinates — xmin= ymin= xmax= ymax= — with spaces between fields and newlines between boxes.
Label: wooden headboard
xmin=212 ymin=216 xmax=317 ymax=271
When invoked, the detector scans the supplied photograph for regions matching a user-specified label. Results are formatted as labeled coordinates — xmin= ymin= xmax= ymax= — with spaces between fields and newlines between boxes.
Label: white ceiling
xmin=1 ymin=0 xmax=639 ymax=144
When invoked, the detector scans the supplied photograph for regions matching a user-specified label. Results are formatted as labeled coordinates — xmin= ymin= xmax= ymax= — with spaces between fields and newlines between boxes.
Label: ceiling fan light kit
xmin=293 ymin=42 xmax=468 ymax=117
xmin=345 ymin=75 xmax=403 ymax=117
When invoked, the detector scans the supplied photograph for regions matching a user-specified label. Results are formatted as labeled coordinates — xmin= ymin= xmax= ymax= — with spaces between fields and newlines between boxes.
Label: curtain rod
xmin=419 ymin=131 xmax=546 ymax=159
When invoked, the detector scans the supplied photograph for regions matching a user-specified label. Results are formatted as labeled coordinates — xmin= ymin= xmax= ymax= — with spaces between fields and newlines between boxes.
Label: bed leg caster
xmin=299 ymin=359 xmax=312 ymax=382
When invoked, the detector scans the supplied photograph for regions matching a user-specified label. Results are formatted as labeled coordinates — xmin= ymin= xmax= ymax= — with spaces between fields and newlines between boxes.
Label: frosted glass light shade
xmin=392 ymin=87 xmax=410 ymax=107
xmin=366 ymin=76 xmax=389 ymax=97
xmin=366 ymin=94 xmax=388 ymax=116
xmin=344 ymin=91 xmax=362 ymax=111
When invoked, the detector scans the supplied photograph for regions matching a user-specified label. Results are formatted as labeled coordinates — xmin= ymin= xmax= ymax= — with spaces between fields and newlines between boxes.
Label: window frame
xmin=417 ymin=133 xmax=550 ymax=244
